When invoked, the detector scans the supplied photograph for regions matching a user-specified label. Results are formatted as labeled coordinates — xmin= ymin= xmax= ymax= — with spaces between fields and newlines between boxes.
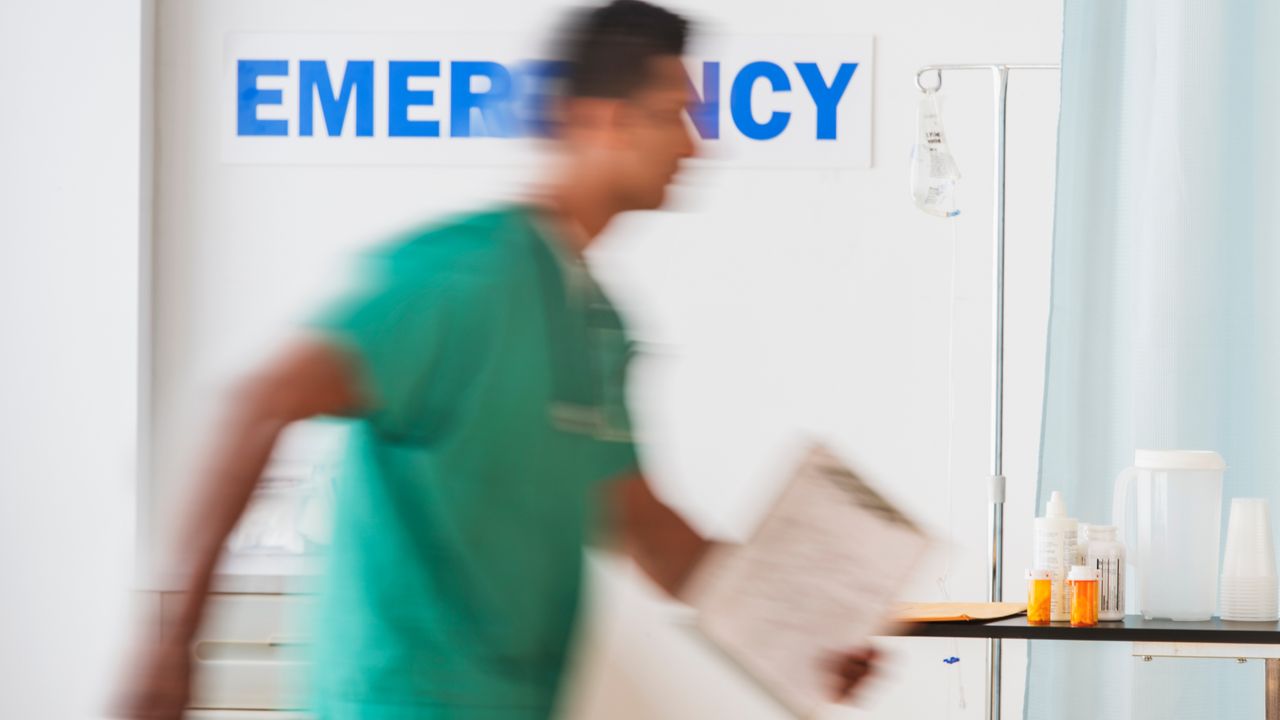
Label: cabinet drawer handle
xmin=266 ymin=634 xmax=309 ymax=647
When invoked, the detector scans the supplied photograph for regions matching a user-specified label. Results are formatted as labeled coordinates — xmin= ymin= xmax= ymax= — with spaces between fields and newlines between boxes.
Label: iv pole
xmin=913 ymin=63 xmax=1059 ymax=720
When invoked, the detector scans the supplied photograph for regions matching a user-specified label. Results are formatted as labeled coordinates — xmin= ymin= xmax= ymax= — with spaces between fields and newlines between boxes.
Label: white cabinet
xmin=165 ymin=593 xmax=314 ymax=712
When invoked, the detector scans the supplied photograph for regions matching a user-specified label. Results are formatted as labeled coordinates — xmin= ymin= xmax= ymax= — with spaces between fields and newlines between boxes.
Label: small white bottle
xmin=1085 ymin=524 xmax=1125 ymax=621
xmin=1034 ymin=491 xmax=1079 ymax=622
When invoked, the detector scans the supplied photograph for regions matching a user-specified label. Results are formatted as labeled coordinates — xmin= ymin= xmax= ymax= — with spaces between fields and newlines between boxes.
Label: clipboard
xmin=683 ymin=445 xmax=932 ymax=718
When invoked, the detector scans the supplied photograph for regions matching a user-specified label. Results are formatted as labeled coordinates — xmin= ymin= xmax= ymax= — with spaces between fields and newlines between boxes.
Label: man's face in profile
xmin=598 ymin=55 xmax=697 ymax=211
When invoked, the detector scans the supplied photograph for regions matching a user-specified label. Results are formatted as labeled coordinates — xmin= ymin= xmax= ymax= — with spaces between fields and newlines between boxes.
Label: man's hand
xmin=110 ymin=637 xmax=191 ymax=720
xmin=827 ymin=647 xmax=880 ymax=702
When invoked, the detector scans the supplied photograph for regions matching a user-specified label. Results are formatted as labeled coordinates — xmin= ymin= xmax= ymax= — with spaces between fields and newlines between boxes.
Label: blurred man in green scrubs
xmin=117 ymin=2 xmax=874 ymax=718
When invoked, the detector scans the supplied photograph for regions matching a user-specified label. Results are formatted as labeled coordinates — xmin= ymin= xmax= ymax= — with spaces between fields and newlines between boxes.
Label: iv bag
xmin=910 ymin=90 xmax=961 ymax=218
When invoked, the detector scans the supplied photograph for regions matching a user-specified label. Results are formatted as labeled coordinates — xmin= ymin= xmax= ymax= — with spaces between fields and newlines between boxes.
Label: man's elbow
xmin=225 ymin=373 xmax=303 ymax=438
xmin=230 ymin=340 xmax=365 ymax=426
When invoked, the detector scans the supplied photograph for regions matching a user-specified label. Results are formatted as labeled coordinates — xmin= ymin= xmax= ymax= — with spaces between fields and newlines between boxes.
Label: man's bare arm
xmin=116 ymin=338 xmax=364 ymax=720
xmin=608 ymin=472 xmax=711 ymax=597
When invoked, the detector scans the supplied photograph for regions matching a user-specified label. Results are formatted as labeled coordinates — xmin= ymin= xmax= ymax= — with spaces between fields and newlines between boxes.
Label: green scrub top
xmin=307 ymin=205 xmax=638 ymax=719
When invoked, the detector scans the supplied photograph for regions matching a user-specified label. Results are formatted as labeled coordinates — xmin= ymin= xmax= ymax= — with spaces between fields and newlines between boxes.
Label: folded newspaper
xmin=684 ymin=445 xmax=931 ymax=718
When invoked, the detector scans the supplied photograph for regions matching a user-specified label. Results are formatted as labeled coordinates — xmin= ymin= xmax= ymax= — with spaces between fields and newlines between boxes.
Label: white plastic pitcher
xmin=1112 ymin=450 xmax=1225 ymax=620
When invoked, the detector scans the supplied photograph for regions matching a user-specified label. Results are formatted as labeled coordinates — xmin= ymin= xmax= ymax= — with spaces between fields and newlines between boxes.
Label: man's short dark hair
xmin=559 ymin=0 xmax=691 ymax=100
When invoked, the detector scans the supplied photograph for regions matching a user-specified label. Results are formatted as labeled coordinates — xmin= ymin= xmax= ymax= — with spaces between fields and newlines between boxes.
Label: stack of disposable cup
xmin=1220 ymin=498 xmax=1280 ymax=622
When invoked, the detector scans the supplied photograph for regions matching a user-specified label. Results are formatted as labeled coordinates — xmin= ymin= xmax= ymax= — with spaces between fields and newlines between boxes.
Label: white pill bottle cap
xmin=1068 ymin=565 xmax=1099 ymax=582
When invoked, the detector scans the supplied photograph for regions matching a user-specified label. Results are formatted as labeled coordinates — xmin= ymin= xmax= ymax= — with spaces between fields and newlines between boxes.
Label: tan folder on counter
xmin=893 ymin=602 xmax=1026 ymax=623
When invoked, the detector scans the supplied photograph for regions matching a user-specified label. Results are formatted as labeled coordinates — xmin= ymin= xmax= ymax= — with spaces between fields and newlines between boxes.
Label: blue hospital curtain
xmin=1027 ymin=0 xmax=1280 ymax=718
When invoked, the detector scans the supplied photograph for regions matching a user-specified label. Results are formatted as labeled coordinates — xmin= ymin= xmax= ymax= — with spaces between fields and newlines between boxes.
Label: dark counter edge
xmin=893 ymin=615 xmax=1280 ymax=644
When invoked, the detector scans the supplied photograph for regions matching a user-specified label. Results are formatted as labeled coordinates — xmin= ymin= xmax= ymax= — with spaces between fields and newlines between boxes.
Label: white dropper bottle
xmin=1033 ymin=491 xmax=1079 ymax=622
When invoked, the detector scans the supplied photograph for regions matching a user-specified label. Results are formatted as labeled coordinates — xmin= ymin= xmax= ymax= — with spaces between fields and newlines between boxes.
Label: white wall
xmin=150 ymin=1 xmax=1064 ymax=719
xmin=0 ymin=2 xmax=143 ymax=718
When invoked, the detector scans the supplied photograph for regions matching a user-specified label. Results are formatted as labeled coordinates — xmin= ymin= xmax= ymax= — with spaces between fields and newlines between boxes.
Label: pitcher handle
xmin=1112 ymin=465 xmax=1137 ymax=562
